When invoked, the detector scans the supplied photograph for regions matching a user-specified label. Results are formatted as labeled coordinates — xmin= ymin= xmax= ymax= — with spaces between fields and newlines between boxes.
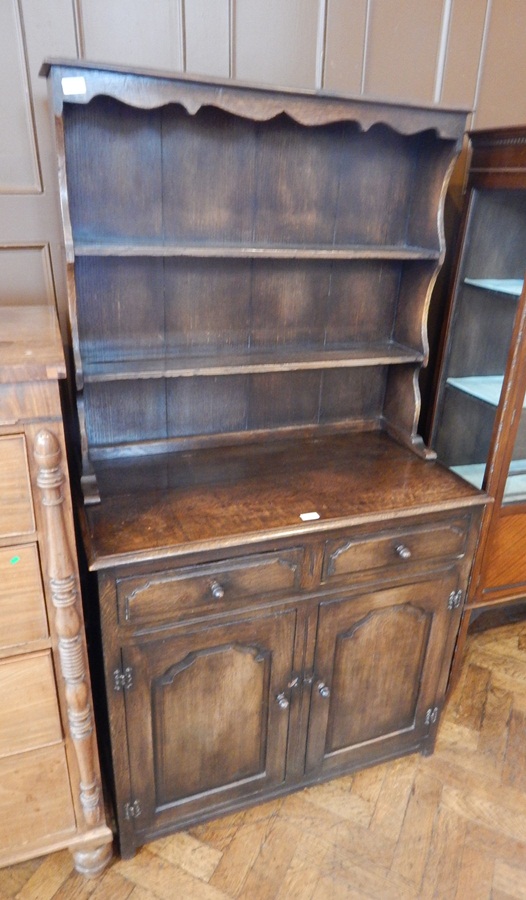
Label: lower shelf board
xmin=451 ymin=459 xmax=526 ymax=502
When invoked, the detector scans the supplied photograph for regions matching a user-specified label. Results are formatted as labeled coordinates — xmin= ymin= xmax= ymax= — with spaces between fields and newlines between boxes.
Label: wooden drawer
xmin=0 ymin=435 xmax=34 ymax=538
xmin=0 ymin=544 xmax=48 ymax=651
xmin=0 ymin=651 xmax=62 ymax=758
xmin=117 ymin=547 xmax=304 ymax=626
xmin=0 ymin=744 xmax=76 ymax=854
xmin=322 ymin=518 xmax=469 ymax=583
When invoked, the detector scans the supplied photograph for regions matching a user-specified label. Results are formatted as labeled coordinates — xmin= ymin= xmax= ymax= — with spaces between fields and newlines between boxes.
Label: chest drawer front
xmin=0 ymin=651 xmax=62 ymax=758
xmin=0 ymin=544 xmax=48 ymax=651
xmin=0 ymin=435 xmax=35 ymax=538
xmin=117 ymin=547 xmax=304 ymax=626
xmin=0 ymin=744 xmax=76 ymax=853
xmin=322 ymin=518 xmax=469 ymax=582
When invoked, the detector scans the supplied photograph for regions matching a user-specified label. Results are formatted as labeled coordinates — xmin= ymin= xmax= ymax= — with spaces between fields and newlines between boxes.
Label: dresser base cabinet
xmin=79 ymin=439 xmax=485 ymax=859
xmin=0 ymin=307 xmax=112 ymax=875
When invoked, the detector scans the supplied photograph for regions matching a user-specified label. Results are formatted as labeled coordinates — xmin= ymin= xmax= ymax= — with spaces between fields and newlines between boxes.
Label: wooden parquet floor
xmin=3 ymin=617 xmax=526 ymax=900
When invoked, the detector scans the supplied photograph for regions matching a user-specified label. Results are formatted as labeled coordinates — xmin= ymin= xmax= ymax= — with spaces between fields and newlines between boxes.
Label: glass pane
xmin=434 ymin=188 xmax=526 ymax=494
xmin=502 ymin=395 xmax=526 ymax=503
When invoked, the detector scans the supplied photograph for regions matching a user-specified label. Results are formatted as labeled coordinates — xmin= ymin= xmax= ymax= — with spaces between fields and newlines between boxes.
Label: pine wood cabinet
xmin=0 ymin=306 xmax=112 ymax=876
xmin=430 ymin=127 xmax=526 ymax=667
xmin=41 ymin=60 xmax=486 ymax=858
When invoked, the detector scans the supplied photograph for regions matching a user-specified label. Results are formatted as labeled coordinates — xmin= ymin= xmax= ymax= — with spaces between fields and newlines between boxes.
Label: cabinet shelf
xmin=82 ymin=343 xmax=424 ymax=383
xmin=452 ymin=460 xmax=526 ymax=502
xmin=73 ymin=240 xmax=441 ymax=262
xmin=464 ymin=278 xmax=524 ymax=297
xmin=447 ymin=375 xmax=506 ymax=407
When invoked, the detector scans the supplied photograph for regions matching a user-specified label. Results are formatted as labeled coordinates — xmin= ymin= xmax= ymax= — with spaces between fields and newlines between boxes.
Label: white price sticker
xmin=62 ymin=76 xmax=87 ymax=96
xmin=299 ymin=511 xmax=320 ymax=522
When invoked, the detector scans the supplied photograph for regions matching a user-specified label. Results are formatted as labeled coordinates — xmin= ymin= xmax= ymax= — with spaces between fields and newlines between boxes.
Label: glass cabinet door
xmin=433 ymin=187 xmax=526 ymax=503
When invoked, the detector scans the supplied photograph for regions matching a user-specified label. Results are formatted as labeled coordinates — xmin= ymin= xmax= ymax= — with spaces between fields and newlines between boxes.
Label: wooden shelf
xmin=464 ymin=277 xmax=524 ymax=297
xmin=73 ymin=240 xmax=441 ymax=262
xmin=82 ymin=343 xmax=425 ymax=382
xmin=447 ymin=375 xmax=506 ymax=407
xmin=452 ymin=459 xmax=526 ymax=502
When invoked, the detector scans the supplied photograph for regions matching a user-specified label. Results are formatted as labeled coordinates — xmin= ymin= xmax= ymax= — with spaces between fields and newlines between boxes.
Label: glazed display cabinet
xmin=42 ymin=59 xmax=485 ymax=858
xmin=430 ymin=127 xmax=526 ymax=657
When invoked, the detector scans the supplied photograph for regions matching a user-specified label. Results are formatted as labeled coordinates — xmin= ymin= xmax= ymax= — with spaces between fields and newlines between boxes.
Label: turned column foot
xmin=71 ymin=841 xmax=113 ymax=878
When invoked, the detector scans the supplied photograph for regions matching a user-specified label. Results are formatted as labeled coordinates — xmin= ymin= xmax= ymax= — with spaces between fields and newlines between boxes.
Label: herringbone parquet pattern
xmin=3 ymin=616 xmax=526 ymax=900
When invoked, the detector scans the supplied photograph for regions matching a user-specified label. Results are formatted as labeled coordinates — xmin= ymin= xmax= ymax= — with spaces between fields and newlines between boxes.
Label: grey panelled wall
xmin=1 ymin=0 xmax=526 ymax=319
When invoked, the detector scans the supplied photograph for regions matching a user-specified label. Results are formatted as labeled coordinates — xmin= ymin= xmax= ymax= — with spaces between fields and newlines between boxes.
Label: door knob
xmin=395 ymin=544 xmax=411 ymax=560
xmin=317 ymin=681 xmax=330 ymax=698
xmin=210 ymin=580 xmax=225 ymax=599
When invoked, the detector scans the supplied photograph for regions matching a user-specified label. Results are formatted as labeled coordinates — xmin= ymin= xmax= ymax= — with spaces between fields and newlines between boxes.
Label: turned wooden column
xmin=34 ymin=429 xmax=104 ymax=831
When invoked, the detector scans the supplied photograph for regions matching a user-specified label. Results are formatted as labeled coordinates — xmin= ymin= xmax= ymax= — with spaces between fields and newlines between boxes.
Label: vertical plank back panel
xmin=323 ymin=0 xmax=367 ymax=94
xmin=78 ymin=0 xmax=184 ymax=71
xmin=474 ymin=0 xmax=526 ymax=128
xmin=362 ymin=0 xmax=443 ymax=104
xmin=184 ymin=0 xmax=230 ymax=78
xmin=233 ymin=0 xmax=320 ymax=88
xmin=439 ymin=0 xmax=487 ymax=109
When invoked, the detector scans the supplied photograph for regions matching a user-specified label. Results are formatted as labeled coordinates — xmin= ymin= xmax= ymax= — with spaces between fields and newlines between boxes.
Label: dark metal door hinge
xmin=447 ymin=590 xmax=463 ymax=611
xmin=114 ymin=666 xmax=133 ymax=691
xmin=124 ymin=800 xmax=141 ymax=820
xmin=425 ymin=706 xmax=439 ymax=726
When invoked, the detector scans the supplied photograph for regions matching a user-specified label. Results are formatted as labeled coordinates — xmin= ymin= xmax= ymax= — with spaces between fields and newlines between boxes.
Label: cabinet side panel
xmin=481 ymin=514 xmax=526 ymax=593
xmin=434 ymin=386 xmax=498 ymax=469
xmin=405 ymin=139 xmax=457 ymax=251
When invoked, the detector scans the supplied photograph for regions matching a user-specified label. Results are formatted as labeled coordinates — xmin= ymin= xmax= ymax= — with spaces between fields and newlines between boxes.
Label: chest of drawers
xmin=0 ymin=306 xmax=112 ymax=876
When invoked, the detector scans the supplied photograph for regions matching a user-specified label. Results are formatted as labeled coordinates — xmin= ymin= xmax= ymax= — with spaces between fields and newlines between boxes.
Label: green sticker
xmin=9 ymin=556 xmax=20 ymax=565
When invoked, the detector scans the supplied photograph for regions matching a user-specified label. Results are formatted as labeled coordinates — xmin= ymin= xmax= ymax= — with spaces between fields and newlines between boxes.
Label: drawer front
xmin=322 ymin=518 xmax=469 ymax=582
xmin=0 ymin=651 xmax=63 ymax=758
xmin=0 ymin=544 xmax=48 ymax=651
xmin=117 ymin=547 xmax=304 ymax=626
xmin=0 ymin=435 xmax=35 ymax=538
xmin=0 ymin=744 xmax=76 ymax=854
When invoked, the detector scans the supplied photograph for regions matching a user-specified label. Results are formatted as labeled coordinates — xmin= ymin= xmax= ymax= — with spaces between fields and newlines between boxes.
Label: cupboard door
xmin=122 ymin=608 xmax=296 ymax=838
xmin=305 ymin=575 xmax=459 ymax=775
